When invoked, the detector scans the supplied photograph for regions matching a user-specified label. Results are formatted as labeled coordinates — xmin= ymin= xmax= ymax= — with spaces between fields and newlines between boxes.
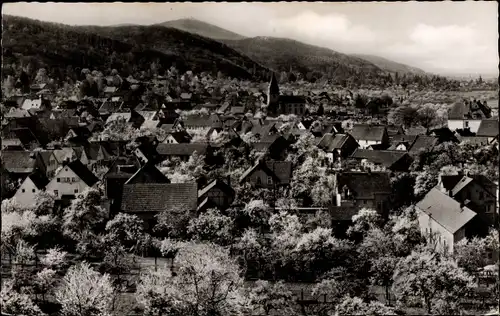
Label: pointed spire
xmin=268 ymin=72 xmax=279 ymax=95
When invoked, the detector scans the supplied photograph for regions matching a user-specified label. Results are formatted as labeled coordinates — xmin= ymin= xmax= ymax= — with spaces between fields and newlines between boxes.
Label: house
xmin=267 ymin=73 xmax=306 ymax=116
xmin=121 ymin=183 xmax=198 ymax=229
xmin=437 ymin=173 xmax=497 ymax=227
xmin=45 ymin=160 xmax=99 ymax=200
xmin=124 ymin=162 xmax=170 ymax=185
xmin=198 ymin=178 xmax=235 ymax=212
xmin=476 ymin=119 xmax=499 ymax=143
xmin=428 ymin=127 xmax=460 ymax=144
xmin=156 ymin=143 xmax=211 ymax=162
xmin=4 ymin=127 xmax=43 ymax=151
xmin=206 ymin=127 xmax=224 ymax=142
xmin=180 ymin=114 xmax=223 ymax=132
xmin=1 ymin=151 xmax=40 ymax=179
xmin=103 ymin=86 xmax=119 ymax=98
xmin=34 ymin=150 xmax=59 ymax=177
xmin=239 ymin=160 xmax=292 ymax=188
xmin=99 ymin=97 xmax=125 ymax=116
xmin=64 ymin=126 xmax=92 ymax=145
xmin=21 ymin=96 xmax=50 ymax=111
xmin=416 ymin=188 xmax=481 ymax=254
xmin=333 ymin=171 xmax=392 ymax=216
xmin=447 ymin=100 xmax=492 ymax=133
xmin=317 ymin=133 xmax=359 ymax=162
xmin=162 ymin=130 xmax=192 ymax=144
xmin=408 ymin=135 xmax=439 ymax=154
xmin=104 ymin=157 xmax=141 ymax=199
xmin=13 ymin=171 xmax=49 ymax=208
xmin=349 ymin=124 xmax=389 ymax=149
xmin=388 ymin=135 xmax=418 ymax=151
xmin=1 ymin=138 xmax=24 ymax=151
xmin=83 ymin=143 xmax=115 ymax=167
xmin=350 ymin=149 xmax=414 ymax=172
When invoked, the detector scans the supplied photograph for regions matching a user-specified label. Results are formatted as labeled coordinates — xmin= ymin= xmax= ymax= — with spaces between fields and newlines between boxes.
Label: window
xmin=465 ymin=121 xmax=469 ymax=128
xmin=57 ymin=178 xmax=60 ymax=182
xmin=267 ymin=176 xmax=273 ymax=185
xmin=32 ymin=189 xmax=35 ymax=193
xmin=54 ymin=190 xmax=58 ymax=196
xmin=22 ymin=189 xmax=25 ymax=193
xmin=74 ymin=189 xmax=78 ymax=193
xmin=256 ymin=177 xmax=262 ymax=185
xmin=72 ymin=177 xmax=76 ymax=182
xmin=363 ymin=200 xmax=367 ymax=204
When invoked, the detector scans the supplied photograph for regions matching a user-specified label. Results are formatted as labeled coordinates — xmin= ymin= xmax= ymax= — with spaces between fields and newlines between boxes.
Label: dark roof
xmin=428 ymin=127 xmax=459 ymax=143
xmin=351 ymin=149 xmax=411 ymax=168
xmin=416 ymin=188 xmax=476 ymax=233
xmin=441 ymin=174 xmax=497 ymax=197
xmin=198 ymin=179 xmax=235 ymax=199
xmin=11 ymin=127 xmax=41 ymax=148
xmin=28 ymin=170 xmax=49 ymax=189
xmin=66 ymin=160 xmax=99 ymax=186
xmin=350 ymin=124 xmax=386 ymax=142
xmin=125 ymin=162 xmax=170 ymax=184
xmin=476 ymin=119 xmax=499 ymax=137
xmin=408 ymin=135 xmax=439 ymax=153
xmin=121 ymin=183 xmax=198 ymax=212
xmin=278 ymin=95 xmax=306 ymax=104
xmin=1 ymin=151 xmax=37 ymax=173
xmin=169 ymin=130 xmax=192 ymax=143
xmin=239 ymin=160 xmax=292 ymax=184
xmin=337 ymin=172 xmax=391 ymax=199
xmin=156 ymin=143 xmax=209 ymax=157
xmin=317 ymin=133 xmax=353 ymax=152
xmin=390 ymin=134 xmax=418 ymax=146
xmin=448 ymin=101 xmax=491 ymax=120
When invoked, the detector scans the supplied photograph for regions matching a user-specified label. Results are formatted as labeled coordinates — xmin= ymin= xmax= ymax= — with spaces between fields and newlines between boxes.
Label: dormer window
xmin=342 ymin=185 xmax=352 ymax=200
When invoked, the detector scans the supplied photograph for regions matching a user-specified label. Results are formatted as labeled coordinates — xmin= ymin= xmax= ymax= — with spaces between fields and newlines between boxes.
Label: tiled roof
xmin=198 ymin=179 xmax=235 ymax=198
xmin=1 ymin=151 xmax=36 ymax=173
xmin=408 ymin=135 xmax=438 ymax=153
xmin=239 ymin=160 xmax=292 ymax=184
xmin=137 ymin=111 xmax=158 ymax=121
xmin=156 ymin=143 xmax=209 ymax=156
xmin=336 ymin=171 xmax=391 ymax=199
xmin=476 ymin=119 xmax=499 ymax=137
xmin=351 ymin=149 xmax=411 ymax=168
xmin=121 ymin=183 xmax=198 ymax=212
xmin=317 ymin=133 xmax=351 ymax=151
xmin=451 ymin=176 xmax=474 ymax=197
xmin=125 ymin=162 xmax=170 ymax=185
xmin=169 ymin=131 xmax=192 ymax=143
xmin=416 ymin=188 xmax=476 ymax=233
xmin=350 ymin=124 xmax=386 ymax=142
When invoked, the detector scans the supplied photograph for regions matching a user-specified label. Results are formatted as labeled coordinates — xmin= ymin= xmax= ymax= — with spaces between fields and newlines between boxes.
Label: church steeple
xmin=267 ymin=72 xmax=280 ymax=111
xmin=268 ymin=72 xmax=279 ymax=95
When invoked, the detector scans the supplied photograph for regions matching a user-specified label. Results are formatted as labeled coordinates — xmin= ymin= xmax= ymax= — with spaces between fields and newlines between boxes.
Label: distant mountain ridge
xmin=351 ymin=54 xmax=426 ymax=75
xmin=158 ymin=18 xmax=246 ymax=41
xmin=2 ymin=15 xmax=268 ymax=80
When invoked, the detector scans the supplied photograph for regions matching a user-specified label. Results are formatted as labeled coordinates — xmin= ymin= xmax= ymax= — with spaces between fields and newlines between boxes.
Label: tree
xmin=248 ymin=280 xmax=297 ymax=315
xmin=32 ymin=191 xmax=56 ymax=216
xmin=388 ymin=105 xmax=419 ymax=128
xmin=136 ymin=242 xmax=246 ymax=316
xmin=234 ymin=228 xmax=267 ymax=278
xmin=55 ymin=262 xmax=114 ymax=316
xmin=335 ymin=297 xmax=396 ymax=316
xmin=392 ymin=249 xmax=474 ymax=314
xmin=0 ymin=282 xmax=45 ymax=316
xmin=453 ymin=237 xmax=489 ymax=274
xmin=154 ymin=208 xmax=191 ymax=239
xmin=347 ymin=208 xmax=383 ymax=238
xmin=412 ymin=168 xmax=438 ymax=200
xmin=104 ymin=213 xmax=144 ymax=251
xmin=187 ymin=209 xmax=234 ymax=246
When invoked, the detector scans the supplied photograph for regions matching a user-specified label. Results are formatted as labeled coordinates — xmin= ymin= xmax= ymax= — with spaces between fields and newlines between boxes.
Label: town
xmin=1 ymin=6 xmax=499 ymax=316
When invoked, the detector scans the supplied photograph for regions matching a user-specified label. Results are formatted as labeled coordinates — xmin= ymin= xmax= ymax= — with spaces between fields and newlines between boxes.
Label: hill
xmin=351 ymin=54 xmax=426 ymax=75
xmin=158 ymin=18 xmax=246 ymax=41
xmin=222 ymin=36 xmax=387 ymax=84
xmin=2 ymin=15 xmax=268 ymax=81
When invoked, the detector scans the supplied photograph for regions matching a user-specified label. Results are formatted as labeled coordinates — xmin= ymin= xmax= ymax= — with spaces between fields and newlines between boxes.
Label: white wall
xmin=358 ymin=140 xmax=381 ymax=149
xmin=417 ymin=210 xmax=455 ymax=254
xmin=13 ymin=177 xmax=39 ymax=208
xmin=448 ymin=119 xmax=482 ymax=133
xmin=46 ymin=167 xmax=90 ymax=199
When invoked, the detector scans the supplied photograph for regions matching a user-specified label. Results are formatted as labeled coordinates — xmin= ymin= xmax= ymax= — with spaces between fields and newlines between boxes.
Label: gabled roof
xmin=317 ymin=133 xmax=354 ymax=152
xmin=2 ymin=151 xmax=37 ymax=173
xmin=27 ymin=170 xmax=49 ymax=189
xmin=351 ymin=149 xmax=412 ymax=168
xmin=169 ymin=130 xmax=192 ymax=143
xmin=476 ymin=119 xmax=499 ymax=137
xmin=198 ymin=179 xmax=235 ymax=199
xmin=350 ymin=124 xmax=386 ymax=142
xmin=156 ymin=143 xmax=209 ymax=157
xmin=65 ymin=160 xmax=99 ymax=186
xmin=137 ymin=110 xmax=159 ymax=121
xmin=105 ymin=156 xmax=141 ymax=178
xmin=336 ymin=171 xmax=391 ymax=199
xmin=121 ymin=183 xmax=198 ymax=212
xmin=53 ymin=148 xmax=76 ymax=163
xmin=124 ymin=162 xmax=170 ymax=184
xmin=408 ymin=135 xmax=439 ymax=153
xmin=239 ymin=160 xmax=292 ymax=184
xmin=416 ymin=188 xmax=477 ymax=234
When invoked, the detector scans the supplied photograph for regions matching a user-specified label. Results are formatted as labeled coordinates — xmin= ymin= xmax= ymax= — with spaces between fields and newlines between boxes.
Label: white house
xmin=13 ymin=171 xmax=49 ymax=208
xmin=349 ymin=124 xmax=389 ymax=149
xmin=45 ymin=160 xmax=99 ymax=199
xmin=447 ymin=101 xmax=492 ymax=133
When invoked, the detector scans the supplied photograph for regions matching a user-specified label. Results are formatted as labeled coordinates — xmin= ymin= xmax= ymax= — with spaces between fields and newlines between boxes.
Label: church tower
xmin=267 ymin=72 xmax=280 ymax=112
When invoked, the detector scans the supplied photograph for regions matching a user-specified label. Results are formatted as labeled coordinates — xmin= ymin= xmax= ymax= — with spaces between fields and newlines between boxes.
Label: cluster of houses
xmin=1 ymin=73 xmax=499 ymax=256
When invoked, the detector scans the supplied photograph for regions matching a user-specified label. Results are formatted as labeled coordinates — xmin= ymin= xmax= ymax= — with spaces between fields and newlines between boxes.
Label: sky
xmin=3 ymin=2 xmax=499 ymax=76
